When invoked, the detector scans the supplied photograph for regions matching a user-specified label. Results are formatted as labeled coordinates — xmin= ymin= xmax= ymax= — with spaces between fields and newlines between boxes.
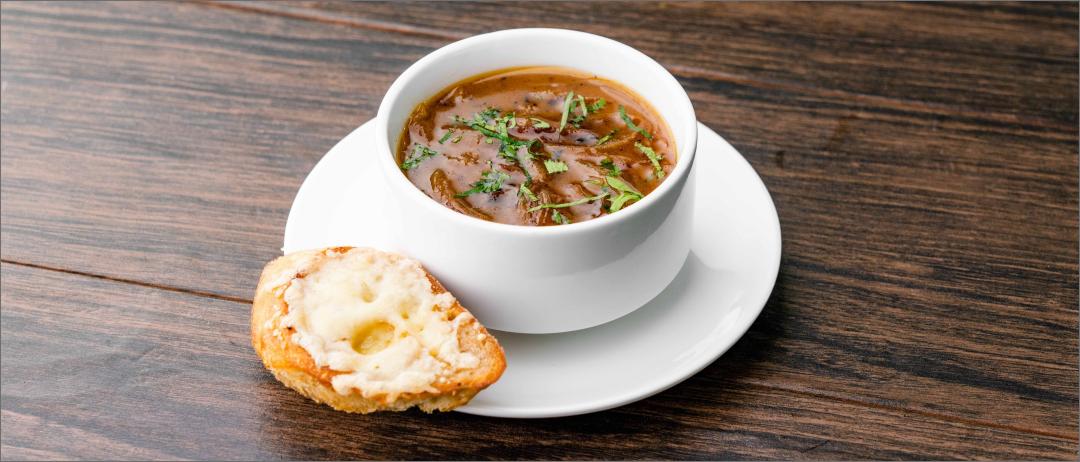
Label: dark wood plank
xmin=0 ymin=0 xmax=413 ymax=299
xmin=1 ymin=0 xmax=1076 ymax=454
xmin=2 ymin=262 xmax=1076 ymax=460
xmin=229 ymin=0 xmax=1079 ymax=128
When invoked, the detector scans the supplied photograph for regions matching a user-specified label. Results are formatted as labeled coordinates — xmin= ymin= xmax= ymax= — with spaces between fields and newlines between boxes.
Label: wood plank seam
xmin=2 ymin=258 xmax=1075 ymax=443
xmin=200 ymin=0 xmax=1076 ymax=132
xmin=761 ymin=384 xmax=1079 ymax=442
xmin=201 ymin=0 xmax=465 ymax=41
xmin=0 ymin=259 xmax=251 ymax=305
xmin=665 ymin=63 xmax=1075 ymax=132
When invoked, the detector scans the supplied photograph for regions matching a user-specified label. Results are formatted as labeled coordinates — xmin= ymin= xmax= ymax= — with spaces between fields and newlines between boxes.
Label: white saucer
xmin=284 ymin=120 xmax=781 ymax=418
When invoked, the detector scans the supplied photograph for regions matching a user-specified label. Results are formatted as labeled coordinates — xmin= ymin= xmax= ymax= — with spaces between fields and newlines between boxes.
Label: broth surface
xmin=396 ymin=67 xmax=675 ymax=226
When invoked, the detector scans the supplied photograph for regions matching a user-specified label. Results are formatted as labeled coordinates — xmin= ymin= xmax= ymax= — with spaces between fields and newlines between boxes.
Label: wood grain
xmin=227 ymin=1 xmax=1079 ymax=128
xmin=1 ymin=1 xmax=1077 ymax=459
xmin=2 ymin=262 xmax=1076 ymax=460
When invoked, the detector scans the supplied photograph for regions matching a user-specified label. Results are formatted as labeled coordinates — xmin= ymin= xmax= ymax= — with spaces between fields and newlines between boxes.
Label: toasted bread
xmin=251 ymin=246 xmax=505 ymax=413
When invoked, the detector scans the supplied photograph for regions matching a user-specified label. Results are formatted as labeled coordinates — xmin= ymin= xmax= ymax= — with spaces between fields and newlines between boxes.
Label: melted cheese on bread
xmin=278 ymin=248 xmax=479 ymax=400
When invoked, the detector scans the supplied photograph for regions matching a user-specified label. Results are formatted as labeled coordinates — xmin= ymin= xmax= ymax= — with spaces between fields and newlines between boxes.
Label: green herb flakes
xmin=619 ymin=106 xmax=653 ymax=140
xmin=605 ymin=175 xmax=644 ymax=212
xmin=635 ymin=142 xmax=665 ymax=179
xmin=528 ymin=193 xmax=607 ymax=212
xmin=595 ymin=130 xmax=617 ymax=146
xmin=518 ymin=184 xmax=538 ymax=202
xmin=552 ymin=210 xmax=570 ymax=225
xmin=458 ymin=109 xmax=535 ymax=170
xmin=571 ymin=94 xmax=588 ymax=125
xmin=480 ymin=107 xmax=500 ymax=121
xmin=455 ymin=168 xmax=509 ymax=197
xmin=531 ymin=118 xmax=551 ymax=129
xmin=401 ymin=144 xmax=438 ymax=170
xmin=498 ymin=144 xmax=518 ymax=162
xmin=600 ymin=158 xmax=620 ymax=176
xmin=544 ymin=159 xmax=569 ymax=174
xmin=559 ymin=92 xmax=602 ymax=130
xmin=558 ymin=91 xmax=576 ymax=132
xmin=438 ymin=129 xmax=454 ymax=144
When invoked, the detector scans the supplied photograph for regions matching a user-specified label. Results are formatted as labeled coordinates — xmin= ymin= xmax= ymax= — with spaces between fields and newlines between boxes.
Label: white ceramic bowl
xmin=375 ymin=28 xmax=697 ymax=333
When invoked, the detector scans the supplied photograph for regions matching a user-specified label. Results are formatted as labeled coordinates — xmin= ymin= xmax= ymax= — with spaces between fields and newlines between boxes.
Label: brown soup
xmin=395 ymin=66 xmax=675 ymax=226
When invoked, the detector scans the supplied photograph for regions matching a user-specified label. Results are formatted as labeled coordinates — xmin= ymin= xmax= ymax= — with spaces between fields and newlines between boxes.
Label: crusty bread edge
xmin=251 ymin=247 xmax=506 ymax=414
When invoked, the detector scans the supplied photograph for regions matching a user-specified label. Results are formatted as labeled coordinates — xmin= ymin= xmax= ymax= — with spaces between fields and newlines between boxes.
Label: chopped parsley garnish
xmin=438 ymin=129 xmax=455 ymax=144
xmin=530 ymin=118 xmax=551 ymax=129
xmin=558 ymin=90 xmax=576 ymax=132
xmin=496 ymin=112 xmax=513 ymax=138
xmin=544 ymin=159 xmax=569 ymax=174
xmin=522 ymin=139 xmax=538 ymax=161
xmin=500 ymin=139 xmax=537 ymax=184
xmin=552 ymin=210 xmax=570 ymax=225
xmin=595 ymin=130 xmax=617 ymax=146
xmin=606 ymin=176 xmax=644 ymax=212
xmin=451 ymin=135 xmax=462 ymax=143
xmin=606 ymin=175 xmax=640 ymax=195
xmin=454 ymin=113 xmax=501 ymax=139
xmin=497 ymin=144 xmax=519 ymax=162
xmin=518 ymin=184 xmax=538 ymax=202
xmin=589 ymin=98 xmax=607 ymax=112
xmin=635 ymin=142 xmax=665 ymax=179
xmin=456 ymin=110 xmax=536 ymax=172
xmin=560 ymin=92 xmax=602 ymax=131
xmin=455 ymin=168 xmax=509 ymax=197
xmin=619 ymin=105 xmax=653 ymax=140
xmin=479 ymin=107 xmax=500 ymax=120
xmin=528 ymin=193 xmax=607 ymax=212
xmin=570 ymin=94 xmax=588 ymax=126
xmin=600 ymin=158 xmax=620 ymax=176
xmin=401 ymin=144 xmax=438 ymax=170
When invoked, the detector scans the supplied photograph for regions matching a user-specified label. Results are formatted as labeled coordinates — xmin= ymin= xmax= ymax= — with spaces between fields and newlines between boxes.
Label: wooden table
xmin=2 ymin=1 xmax=1077 ymax=459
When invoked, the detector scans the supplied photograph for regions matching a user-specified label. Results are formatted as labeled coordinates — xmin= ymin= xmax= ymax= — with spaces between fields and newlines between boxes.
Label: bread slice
xmin=251 ymin=246 xmax=505 ymax=413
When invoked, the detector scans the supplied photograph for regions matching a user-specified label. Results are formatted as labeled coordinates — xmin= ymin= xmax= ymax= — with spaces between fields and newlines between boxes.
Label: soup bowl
xmin=375 ymin=28 xmax=697 ymax=333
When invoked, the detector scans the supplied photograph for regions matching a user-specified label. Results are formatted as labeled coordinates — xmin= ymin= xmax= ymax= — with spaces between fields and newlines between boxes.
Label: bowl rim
xmin=375 ymin=28 xmax=698 ymax=236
